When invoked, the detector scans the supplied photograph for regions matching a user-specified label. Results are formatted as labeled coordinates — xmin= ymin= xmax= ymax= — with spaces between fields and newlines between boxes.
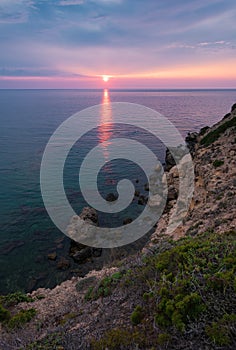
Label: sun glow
xmin=102 ymin=75 xmax=110 ymax=82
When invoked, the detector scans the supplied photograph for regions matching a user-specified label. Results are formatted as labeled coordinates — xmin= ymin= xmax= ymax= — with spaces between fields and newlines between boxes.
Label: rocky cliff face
xmin=147 ymin=104 xmax=236 ymax=245
xmin=0 ymin=105 xmax=236 ymax=350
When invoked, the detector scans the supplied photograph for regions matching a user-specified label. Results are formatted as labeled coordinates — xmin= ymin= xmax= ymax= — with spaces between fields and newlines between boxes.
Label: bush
xmin=88 ymin=231 xmax=235 ymax=349
xmin=157 ymin=333 xmax=172 ymax=346
xmin=7 ymin=308 xmax=36 ymax=329
xmin=90 ymin=328 xmax=146 ymax=350
xmin=26 ymin=332 xmax=63 ymax=349
xmin=85 ymin=271 xmax=123 ymax=301
xmin=213 ymin=159 xmax=224 ymax=168
xmin=0 ymin=291 xmax=34 ymax=307
xmin=133 ymin=231 xmax=235 ymax=337
xmin=130 ymin=305 xmax=143 ymax=325
xmin=0 ymin=304 xmax=10 ymax=322
xmin=206 ymin=314 xmax=236 ymax=345
xmin=200 ymin=117 xmax=236 ymax=146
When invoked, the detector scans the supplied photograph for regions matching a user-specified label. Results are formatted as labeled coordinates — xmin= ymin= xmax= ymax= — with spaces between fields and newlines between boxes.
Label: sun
xmin=102 ymin=75 xmax=110 ymax=82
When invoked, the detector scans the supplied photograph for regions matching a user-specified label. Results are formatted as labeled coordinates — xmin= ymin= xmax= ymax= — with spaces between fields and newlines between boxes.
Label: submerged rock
xmin=72 ymin=246 xmax=92 ymax=263
xmin=106 ymin=192 xmax=118 ymax=202
xmin=123 ymin=217 xmax=133 ymax=225
xmin=57 ymin=257 xmax=70 ymax=270
xmin=138 ymin=195 xmax=147 ymax=205
xmin=0 ymin=240 xmax=25 ymax=255
xmin=47 ymin=252 xmax=57 ymax=261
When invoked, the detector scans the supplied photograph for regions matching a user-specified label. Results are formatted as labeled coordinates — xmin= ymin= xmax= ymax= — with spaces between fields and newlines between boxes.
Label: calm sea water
xmin=0 ymin=89 xmax=235 ymax=294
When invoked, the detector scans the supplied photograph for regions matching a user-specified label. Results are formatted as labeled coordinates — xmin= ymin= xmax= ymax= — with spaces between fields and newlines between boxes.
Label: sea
xmin=0 ymin=89 xmax=235 ymax=294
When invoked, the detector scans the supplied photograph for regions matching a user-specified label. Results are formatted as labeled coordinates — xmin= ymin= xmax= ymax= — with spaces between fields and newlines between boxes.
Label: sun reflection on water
xmin=98 ymin=89 xmax=113 ymax=160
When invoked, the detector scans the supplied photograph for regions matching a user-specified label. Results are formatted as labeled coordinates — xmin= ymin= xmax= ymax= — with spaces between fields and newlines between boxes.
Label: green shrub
xmin=136 ymin=231 xmax=235 ymax=334
xmin=90 ymin=328 xmax=146 ymax=350
xmin=26 ymin=332 xmax=63 ymax=349
xmin=205 ymin=314 xmax=236 ymax=345
xmin=0 ymin=304 xmax=10 ymax=322
xmin=157 ymin=332 xmax=171 ymax=346
xmin=212 ymin=159 xmax=224 ymax=168
xmin=0 ymin=291 xmax=34 ymax=307
xmin=85 ymin=271 xmax=123 ymax=301
xmin=200 ymin=117 xmax=236 ymax=146
xmin=76 ymin=276 xmax=97 ymax=292
xmin=130 ymin=305 xmax=143 ymax=325
xmin=7 ymin=308 xmax=36 ymax=329
xmin=88 ymin=231 xmax=236 ymax=349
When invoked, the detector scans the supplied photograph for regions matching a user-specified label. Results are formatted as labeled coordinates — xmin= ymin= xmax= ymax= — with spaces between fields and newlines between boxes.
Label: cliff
xmin=0 ymin=104 xmax=236 ymax=350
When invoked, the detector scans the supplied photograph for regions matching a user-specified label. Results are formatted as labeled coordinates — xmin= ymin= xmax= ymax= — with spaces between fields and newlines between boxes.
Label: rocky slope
xmin=0 ymin=104 xmax=236 ymax=350
xmin=147 ymin=103 xmax=236 ymax=245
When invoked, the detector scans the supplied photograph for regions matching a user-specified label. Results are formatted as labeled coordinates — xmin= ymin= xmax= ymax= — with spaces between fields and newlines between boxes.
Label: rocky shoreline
xmin=0 ymin=104 xmax=236 ymax=349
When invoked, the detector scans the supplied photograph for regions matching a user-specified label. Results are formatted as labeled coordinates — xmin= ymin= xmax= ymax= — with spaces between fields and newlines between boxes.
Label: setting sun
xmin=102 ymin=75 xmax=110 ymax=82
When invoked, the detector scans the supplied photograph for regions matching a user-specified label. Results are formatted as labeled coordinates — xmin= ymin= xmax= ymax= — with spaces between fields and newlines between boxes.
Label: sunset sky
xmin=0 ymin=0 xmax=236 ymax=88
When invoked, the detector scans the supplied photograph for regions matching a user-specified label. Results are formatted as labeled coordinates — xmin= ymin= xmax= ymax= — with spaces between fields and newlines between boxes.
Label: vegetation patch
xmin=200 ymin=117 xmax=236 ymax=146
xmin=213 ymin=159 xmax=224 ymax=168
xmin=26 ymin=332 xmax=64 ymax=350
xmin=0 ymin=304 xmax=10 ymax=322
xmin=130 ymin=305 xmax=144 ymax=325
xmin=205 ymin=314 xmax=236 ymax=346
xmin=90 ymin=328 xmax=147 ymax=350
xmin=0 ymin=291 xmax=36 ymax=330
xmin=0 ymin=291 xmax=34 ymax=307
xmin=85 ymin=271 xmax=123 ymax=301
xmin=76 ymin=276 xmax=97 ymax=292
xmin=90 ymin=231 xmax=236 ymax=349
xmin=7 ymin=308 xmax=36 ymax=329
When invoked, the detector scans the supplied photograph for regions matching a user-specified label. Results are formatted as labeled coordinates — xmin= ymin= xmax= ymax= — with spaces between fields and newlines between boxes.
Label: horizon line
xmin=1 ymin=87 xmax=236 ymax=91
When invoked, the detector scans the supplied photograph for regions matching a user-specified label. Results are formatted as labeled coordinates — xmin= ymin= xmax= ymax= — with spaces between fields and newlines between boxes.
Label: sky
xmin=0 ymin=0 xmax=236 ymax=88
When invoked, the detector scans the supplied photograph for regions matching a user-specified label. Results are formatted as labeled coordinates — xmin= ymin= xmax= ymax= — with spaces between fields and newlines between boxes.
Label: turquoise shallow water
xmin=0 ymin=89 xmax=235 ymax=294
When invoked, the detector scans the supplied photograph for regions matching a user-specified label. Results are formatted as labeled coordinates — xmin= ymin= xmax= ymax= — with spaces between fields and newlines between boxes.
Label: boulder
xmin=164 ymin=148 xmax=176 ymax=171
xmin=80 ymin=207 xmax=98 ymax=224
xmin=167 ymin=186 xmax=178 ymax=201
xmin=185 ymin=132 xmax=198 ymax=155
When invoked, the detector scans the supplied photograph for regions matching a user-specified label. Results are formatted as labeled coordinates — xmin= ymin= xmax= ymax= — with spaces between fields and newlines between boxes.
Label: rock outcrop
xmin=148 ymin=105 xmax=236 ymax=244
xmin=68 ymin=207 xmax=102 ymax=264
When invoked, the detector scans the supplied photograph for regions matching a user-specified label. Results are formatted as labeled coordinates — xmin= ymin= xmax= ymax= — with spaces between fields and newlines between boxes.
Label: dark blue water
xmin=0 ymin=89 xmax=235 ymax=294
